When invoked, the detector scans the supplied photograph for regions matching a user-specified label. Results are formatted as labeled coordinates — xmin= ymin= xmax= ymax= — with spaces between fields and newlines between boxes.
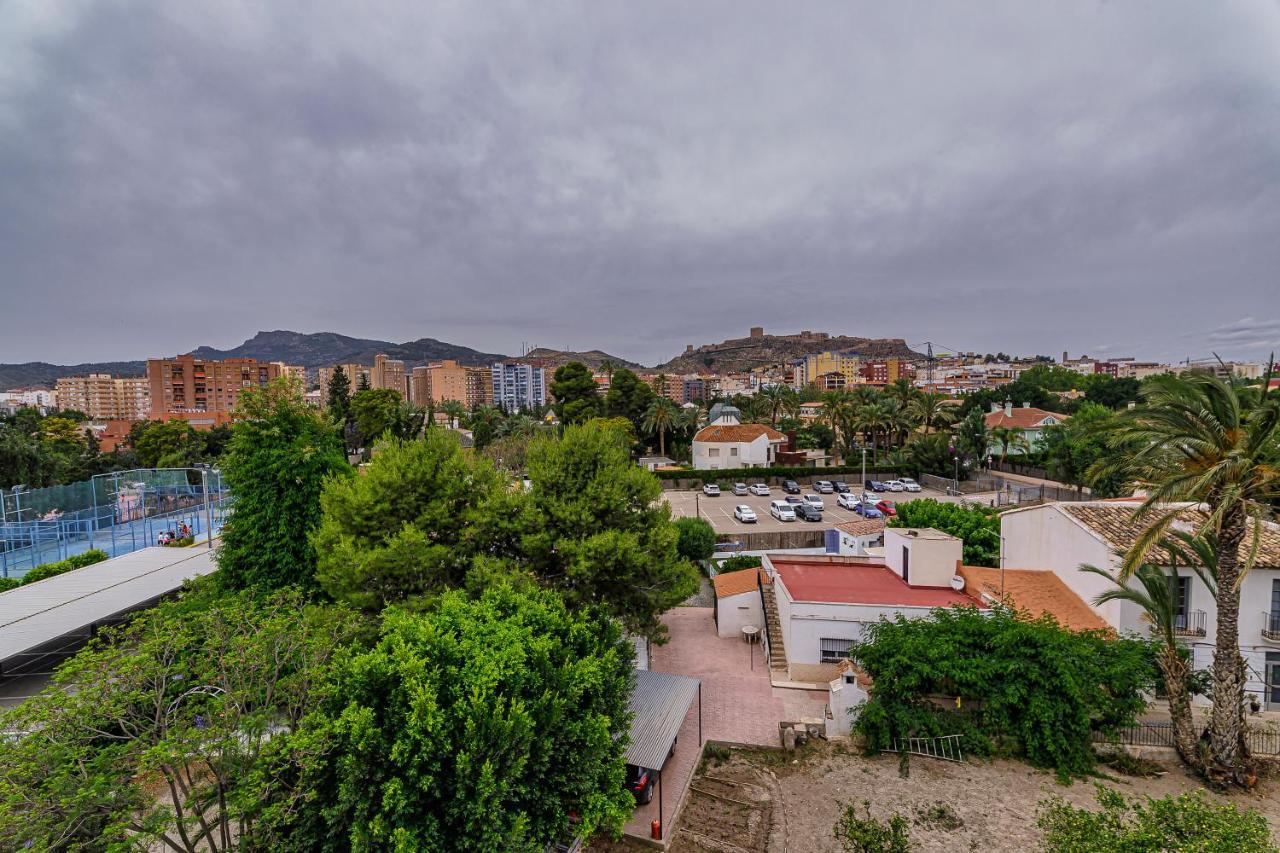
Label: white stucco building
xmin=1000 ymin=500 xmax=1280 ymax=710
xmin=712 ymin=567 xmax=766 ymax=639
xmin=691 ymin=405 xmax=785 ymax=470
xmin=984 ymin=401 xmax=1067 ymax=455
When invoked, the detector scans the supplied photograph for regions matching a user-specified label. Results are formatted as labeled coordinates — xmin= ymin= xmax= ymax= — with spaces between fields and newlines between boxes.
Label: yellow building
xmin=793 ymin=351 xmax=862 ymax=388
xmin=55 ymin=374 xmax=150 ymax=421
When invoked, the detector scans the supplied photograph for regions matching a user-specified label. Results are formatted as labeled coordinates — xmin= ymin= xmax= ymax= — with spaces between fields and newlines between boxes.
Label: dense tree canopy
xmin=888 ymin=498 xmax=1001 ymax=566
xmin=603 ymin=368 xmax=656 ymax=434
xmin=550 ymin=361 xmax=601 ymax=425
xmin=217 ymin=379 xmax=351 ymax=590
xmin=259 ymin=586 xmax=636 ymax=852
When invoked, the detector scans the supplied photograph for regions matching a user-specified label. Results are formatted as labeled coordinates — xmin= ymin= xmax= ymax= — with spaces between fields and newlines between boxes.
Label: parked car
xmin=784 ymin=494 xmax=804 ymax=505
xmin=793 ymin=502 xmax=822 ymax=522
xmin=702 ymin=483 xmax=721 ymax=496
xmin=734 ymin=504 xmax=758 ymax=523
xmin=884 ymin=480 xmax=905 ymax=492
xmin=813 ymin=480 xmax=834 ymax=493
xmin=837 ymin=492 xmax=859 ymax=510
xmin=783 ymin=480 xmax=801 ymax=494
xmin=748 ymin=483 xmax=771 ymax=496
xmin=625 ymin=764 xmax=657 ymax=804
xmin=770 ymin=500 xmax=797 ymax=521
xmin=899 ymin=477 xmax=922 ymax=493
xmin=875 ymin=499 xmax=897 ymax=517
xmin=854 ymin=502 xmax=883 ymax=519
xmin=732 ymin=482 xmax=749 ymax=496
xmin=861 ymin=491 xmax=880 ymax=504
xmin=833 ymin=481 xmax=851 ymax=494
xmin=865 ymin=480 xmax=887 ymax=492
xmin=802 ymin=494 xmax=825 ymax=510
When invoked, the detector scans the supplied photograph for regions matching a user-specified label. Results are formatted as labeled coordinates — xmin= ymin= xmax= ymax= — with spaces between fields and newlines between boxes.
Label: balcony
xmin=1172 ymin=609 xmax=1206 ymax=638
xmin=1263 ymin=612 xmax=1280 ymax=644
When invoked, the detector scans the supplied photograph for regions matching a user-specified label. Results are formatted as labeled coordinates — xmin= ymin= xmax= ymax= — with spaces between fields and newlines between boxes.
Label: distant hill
xmin=656 ymin=330 xmax=920 ymax=374
xmin=0 ymin=330 xmax=509 ymax=389
xmin=523 ymin=348 xmax=645 ymax=371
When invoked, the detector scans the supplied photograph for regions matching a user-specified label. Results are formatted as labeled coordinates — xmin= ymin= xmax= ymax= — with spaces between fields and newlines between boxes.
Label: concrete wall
xmin=827 ymin=672 xmax=869 ymax=737
xmin=693 ymin=435 xmax=771 ymax=469
xmin=716 ymin=589 xmax=764 ymax=638
xmin=717 ymin=529 xmax=828 ymax=551
xmin=884 ymin=529 xmax=962 ymax=588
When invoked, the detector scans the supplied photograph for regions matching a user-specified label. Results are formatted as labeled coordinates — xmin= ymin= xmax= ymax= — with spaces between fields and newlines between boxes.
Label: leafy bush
xmin=834 ymin=801 xmax=912 ymax=852
xmin=19 ymin=549 xmax=109 ymax=585
xmin=674 ymin=516 xmax=717 ymax=562
xmin=1038 ymin=785 xmax=1276 ymax=851
xmin=887 ymin=498 xmax=1001 ymax=566
xmin=853 ymin=608 xmax=1150 ymax=779
xmin=717 ymin=555 xmax=763 ymax=573
xmin=163 ymin=536 xmax=195 ymax=547
xmin=0 ymin=577 xmax=18 ymax=593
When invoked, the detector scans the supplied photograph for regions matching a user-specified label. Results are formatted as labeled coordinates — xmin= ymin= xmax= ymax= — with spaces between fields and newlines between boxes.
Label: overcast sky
xmin=2 ymin=1 xmax=1279 ymax=367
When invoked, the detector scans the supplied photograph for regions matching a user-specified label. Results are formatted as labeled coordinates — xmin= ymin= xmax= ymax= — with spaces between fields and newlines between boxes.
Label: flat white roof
xmin=0 ymin=546 xmax=218 ymax=665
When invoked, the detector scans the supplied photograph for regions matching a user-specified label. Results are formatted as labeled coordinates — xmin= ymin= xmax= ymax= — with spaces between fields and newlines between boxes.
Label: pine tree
xmin=327 ymin=366 xmax=351 ymax=422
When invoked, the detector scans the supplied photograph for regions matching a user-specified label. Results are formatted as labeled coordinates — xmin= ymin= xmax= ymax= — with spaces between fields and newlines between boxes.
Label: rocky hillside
xmin=655 ymin=331 xmax=919 ymax=374
xmin=522 ymin=348 xmax=644 ymax=371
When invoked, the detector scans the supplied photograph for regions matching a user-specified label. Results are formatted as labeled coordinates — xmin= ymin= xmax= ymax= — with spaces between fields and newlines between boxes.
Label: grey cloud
xmin=1 ymin=1 xmax=1279 ymax=365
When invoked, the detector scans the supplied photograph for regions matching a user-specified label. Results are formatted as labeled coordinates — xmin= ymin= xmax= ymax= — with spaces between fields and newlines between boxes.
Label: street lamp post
xmin=198 ymin=466 xmax=213 ymax=549
xmin=860 ymin=446 xmax=866 ymax=489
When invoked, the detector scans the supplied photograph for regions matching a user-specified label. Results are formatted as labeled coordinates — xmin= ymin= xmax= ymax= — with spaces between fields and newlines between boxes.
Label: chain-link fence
xmin=0 ymin=468 xmax=229 ymax=579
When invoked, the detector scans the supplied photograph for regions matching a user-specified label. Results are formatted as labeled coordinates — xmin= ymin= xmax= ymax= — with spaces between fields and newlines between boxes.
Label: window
xmin=708 ymin=448 xmax=720 ymax=458
xmin=1171 ymin=575 xmax=1190 ymax=622
xmin=729 ymin=447 xmax=738 ymax=457
xmin=820 ymin=637 xmax=853 ymax=662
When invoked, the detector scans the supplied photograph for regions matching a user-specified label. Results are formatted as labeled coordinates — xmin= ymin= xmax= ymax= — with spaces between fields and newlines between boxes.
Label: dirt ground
xmin=589 ymin=741 xmax=1280 ymax=852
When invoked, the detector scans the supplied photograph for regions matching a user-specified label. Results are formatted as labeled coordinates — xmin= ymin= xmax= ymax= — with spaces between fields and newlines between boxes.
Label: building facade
xmin=147 ymin=356 xmax=284 ymax=418
xmin=56 ymin=374 xmax=150 ymax=421
xmin=691 ymin=406 xmax=785 ymax=469
xmin=371 ymin=354 xmax=407 ymax=397
xmin=491 ymin=362 xmax=546 ymax=412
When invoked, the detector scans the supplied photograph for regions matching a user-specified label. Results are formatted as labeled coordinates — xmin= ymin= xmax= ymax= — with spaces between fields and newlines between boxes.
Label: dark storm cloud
xmin=2 ymin=1 xmax=1278 ymax=365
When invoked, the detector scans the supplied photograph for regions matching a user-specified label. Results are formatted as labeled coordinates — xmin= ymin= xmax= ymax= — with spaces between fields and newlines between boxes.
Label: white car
xmin=734 ymin=504 xmax=757 ymax=523
xmin=837 ymin=492 xmax=859 ymax=510
xmin=748 ymin=483 xmax=771 ymax=496
xmin=769 ymin=500 xmax=797 ymax=521
xmin=813 ymin=480 xmax=834 ymax=493
xmin=884 ymin=480 xmax=905 ymax=492
xmin=861 ymin=492 xmax=880 ymax=505
xmin=802 ymin=494 xmax=825 ymax=510
xmin=732 ymin=482 xmax=749 ymax=496
xmin=899 ymin=477 xmax=922 ymax=493
xmin=703 ymin=483 xmax=721 ymax=496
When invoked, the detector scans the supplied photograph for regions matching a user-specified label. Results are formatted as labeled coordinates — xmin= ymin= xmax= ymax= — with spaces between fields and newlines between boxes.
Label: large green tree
xmin=550 ymin=361 xmax=601 ymax=425
xmin=602 ymin=368 xmax=656 ymax=436
xmin=349 ymin=388 xmax=405 ymax=448
xmin=326 ymin=365 xmax=352 ymax=422
xmin=642 ymin=397 xmax=680 ymax=458
xmin=217 ymin=380 xmax=351 ymax=591
xmin=1098 ymin=370 xmax=1280 ymax=785
xmin=517 ymin=421 xmax=699 ymax=639
xmin=313 ymin=432 xmax=502 ymax=612
xmin=888 ymin=498 xmax=1001 ymax=566
xmin=258 ymin=586 xmax=636 ymax=852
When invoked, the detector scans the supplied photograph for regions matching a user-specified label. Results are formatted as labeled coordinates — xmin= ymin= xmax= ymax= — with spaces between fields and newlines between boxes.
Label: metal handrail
xmin=1172 ymin=609 xmax=1207 ymax=638
xmin=1262 ymin=611 xmax=1280 ymax=642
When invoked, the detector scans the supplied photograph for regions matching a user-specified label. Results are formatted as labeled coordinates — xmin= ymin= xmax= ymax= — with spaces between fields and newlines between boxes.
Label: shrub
xmin=674 ymin=517 xmax=717 ymax=562
xmin=853 ymin=608 xmax=1150 ymax=778
xmin=20 ymin=549 xmax=109 ymax=585
xmin=0 ymin=577 xmax=18 ymax=593
xmin=717 ymin=555 xmax=763 ymax=574
xmin=913 ymin=802 xmax=963 ymax=831
xmin=1038 ymin=785 xmax=1276 ymax=851
xmin=887 ymin=499 xmax=1000 ymax=566
xmin=834 ymin=801 xmax=912 ymax=852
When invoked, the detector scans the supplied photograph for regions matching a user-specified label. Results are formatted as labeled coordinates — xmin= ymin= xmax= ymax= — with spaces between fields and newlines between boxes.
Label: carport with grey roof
xmin=626 ymin=669 xmax=701 ymax=841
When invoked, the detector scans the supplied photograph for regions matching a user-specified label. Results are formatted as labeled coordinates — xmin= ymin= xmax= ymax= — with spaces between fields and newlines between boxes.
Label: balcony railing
xmin=1172 ymin=609 xmax=1206 ymax=638
xmin=1263 ymin=611 xmax=1280 ymax=643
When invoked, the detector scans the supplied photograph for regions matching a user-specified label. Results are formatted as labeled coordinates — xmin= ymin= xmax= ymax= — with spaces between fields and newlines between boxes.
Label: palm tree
xmin=1082 ymin=539 xmax=1217 ymax=767
xmin=884 ymin=378 xmax=920 ymax=407
xmin=439 ymin=400 xmax=465 ymax=429
xmin=880 ymin=398 xmax=913 ymax=450
xmin=853 ymin=399 xmax=891 ymax=455
xmin=955 ymin=408 xmax=989 ymax=466
xmin=643 ymin=398 xmax=679 ymax=458
xmin=989 ymin=426 xmax=1028 ymax=465
xmin=1098 ymin=369 xmax=1280 ymax=785
xmin=909 ymin=393 xmax=956 ymax=435
xmin=758 ymin=385 xmax=798 ymax=426
xmin=819 ymin=391 xmax=855 ymax=459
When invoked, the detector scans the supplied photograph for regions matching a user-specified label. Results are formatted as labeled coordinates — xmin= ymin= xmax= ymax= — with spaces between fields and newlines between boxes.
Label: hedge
xmin=655 ymin=464 xmax=901 ymax=484
xmin=14 ymin=549 xmax=110 ymax=587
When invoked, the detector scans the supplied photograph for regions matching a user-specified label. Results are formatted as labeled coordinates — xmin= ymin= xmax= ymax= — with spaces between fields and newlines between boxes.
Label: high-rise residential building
xmin=147 ymin=356 xmax=284 ymax=418
xmin=271 ymin=362 xmax=308 ymax=390
xmin=318 ymin=364 xmax=371 ymax=397
xmin=56 ymin=374 xmax=150 ymax=421
xmin=792 ymin=351 xmax=863 ymax=388
xmin=417 ymin=360 xmax=492 ymax=408
xmin=491 ymin=362 xmax=546 ymax=412
xmin=371 ymin=353 xmax=406 ymax=397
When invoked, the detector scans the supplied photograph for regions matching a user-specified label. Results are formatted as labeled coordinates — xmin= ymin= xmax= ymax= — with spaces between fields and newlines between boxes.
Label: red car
xmin=875 ymin=500 xmax=897 ymax=517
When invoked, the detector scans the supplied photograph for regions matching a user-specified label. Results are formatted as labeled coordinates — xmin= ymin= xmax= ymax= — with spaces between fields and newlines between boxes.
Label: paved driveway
xmin=664 ymin=488 xmax=953 ymax=534
xmin=623 ymin=607 xmax=826 ymax=844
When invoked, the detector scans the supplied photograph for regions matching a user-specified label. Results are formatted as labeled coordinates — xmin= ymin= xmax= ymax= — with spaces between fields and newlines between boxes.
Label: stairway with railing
xmin=759 ymin=582 xmax=788 ymax=673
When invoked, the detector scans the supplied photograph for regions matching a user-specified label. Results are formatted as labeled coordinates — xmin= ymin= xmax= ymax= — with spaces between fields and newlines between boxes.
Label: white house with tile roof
xmin=984 ymin=401 xmax=1067 ymax=455
xmin=692 ymin=406 xmax=786 ymax=470
xmin=1000 ymin=500 xmax=1280 ymax=709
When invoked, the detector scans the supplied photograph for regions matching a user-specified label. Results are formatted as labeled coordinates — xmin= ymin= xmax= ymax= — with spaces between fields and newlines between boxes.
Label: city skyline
xmin=3 ymin=3 xmax=1279 ymax=366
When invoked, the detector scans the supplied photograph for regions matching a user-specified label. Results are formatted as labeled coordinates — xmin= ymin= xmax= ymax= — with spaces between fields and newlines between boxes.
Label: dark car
xmin=784 ymin=494 xmax=804 ymax=505
xmin=865 ymin=480 xmax=887 ymax=492
xmin=793 ymin=502 xmax=823 ymax=522
xmin=833 ymin=481 xmax=851 ymax=494
xmin=625 ymin=763 xmax=657 ymax=804
xmin=783 ymin=480 xmax=801 ymax=494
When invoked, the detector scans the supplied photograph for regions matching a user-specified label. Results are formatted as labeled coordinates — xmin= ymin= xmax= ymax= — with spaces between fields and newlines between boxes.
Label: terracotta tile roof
xmin=1062 ymin=504 xmax=1280 ymax=568
xmin=983 ymin=407 xmax=1067 ymax=430
xmin=713 ymin=567 xmax=768 ymax=598
xmin=694 ymin=423 xmax=787 ymax=443
xmin=957 ymin=565 xmax=1108 ymax=632
xmin=835 ymin=658 xmax=873 ymax=688
xmin=834 ymin=518 xmax=885 ymax=537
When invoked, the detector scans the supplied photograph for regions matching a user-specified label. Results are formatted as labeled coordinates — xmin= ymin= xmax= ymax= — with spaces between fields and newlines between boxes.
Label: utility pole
xmin=861 ymin=446 xmax=867 ymax=489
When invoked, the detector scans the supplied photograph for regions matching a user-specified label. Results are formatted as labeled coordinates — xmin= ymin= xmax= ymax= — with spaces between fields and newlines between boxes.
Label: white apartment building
xmin=1001 ymin=501 xmax=1280 ymax=710
xmin=491 ymin=361 xmax=546 ymax=412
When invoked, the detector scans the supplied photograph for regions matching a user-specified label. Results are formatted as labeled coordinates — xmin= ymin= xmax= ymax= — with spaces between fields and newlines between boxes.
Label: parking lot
xmin=664 ymin=481 xmax=954 ymax=533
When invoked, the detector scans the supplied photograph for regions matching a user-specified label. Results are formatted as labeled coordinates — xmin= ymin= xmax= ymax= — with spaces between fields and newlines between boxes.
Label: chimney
xmin=1004 ymin=400 xmax=1013 ymax=417
xmin=1022 ymin=401 xmax=1030 ymax=408
xmin=990 ymin=402 xmax=1001 ymax=414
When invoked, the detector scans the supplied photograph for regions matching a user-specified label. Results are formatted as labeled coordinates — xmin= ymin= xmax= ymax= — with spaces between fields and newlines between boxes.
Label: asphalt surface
xmin=663 ymin=484 xmax=948 ymax=532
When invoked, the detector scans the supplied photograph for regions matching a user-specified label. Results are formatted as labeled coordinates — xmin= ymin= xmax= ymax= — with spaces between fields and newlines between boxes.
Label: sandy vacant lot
xmin=591 ymin=741 xmax=1280 ymax=852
